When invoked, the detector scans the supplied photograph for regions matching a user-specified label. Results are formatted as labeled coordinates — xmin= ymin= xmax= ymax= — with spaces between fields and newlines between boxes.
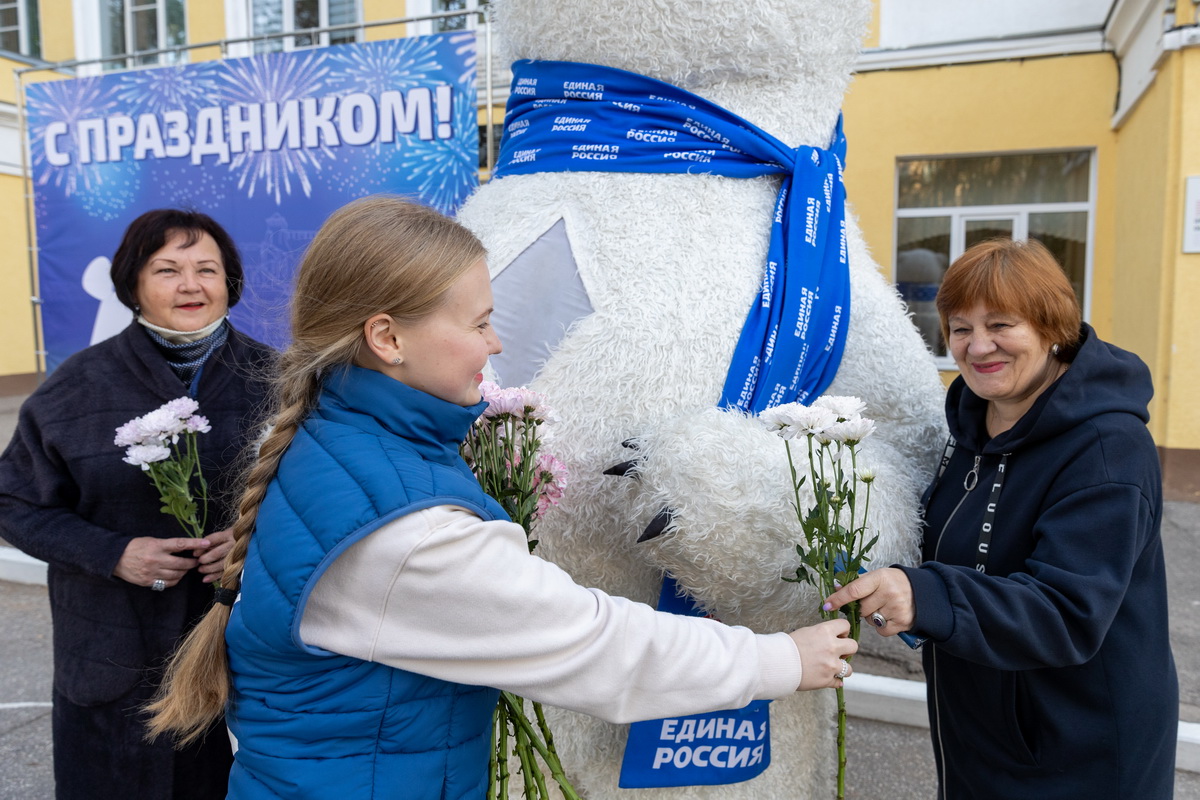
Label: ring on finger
xmin=835 ymin=659 xmax=850 ymax=680
xmin=869 ymin=612 xmax=887 ymax=629
xmin=151 ymin=579 xmax=167 ymax=592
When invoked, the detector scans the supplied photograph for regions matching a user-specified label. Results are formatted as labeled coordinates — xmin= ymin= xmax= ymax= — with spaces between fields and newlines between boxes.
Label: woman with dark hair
xmin=825 ymin=237 xmax=1177 ymax=799
xmin=0 ymin=209 xmax=273 ymax=799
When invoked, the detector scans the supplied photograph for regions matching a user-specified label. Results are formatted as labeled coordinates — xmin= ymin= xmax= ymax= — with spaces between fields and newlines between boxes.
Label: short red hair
xmin=936 ymin=238 xmax=1081 ymax=359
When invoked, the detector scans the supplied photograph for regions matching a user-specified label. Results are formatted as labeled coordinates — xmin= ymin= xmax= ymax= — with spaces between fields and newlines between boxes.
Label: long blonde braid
xmin=144 ymin=195 xmax=485 ymax=746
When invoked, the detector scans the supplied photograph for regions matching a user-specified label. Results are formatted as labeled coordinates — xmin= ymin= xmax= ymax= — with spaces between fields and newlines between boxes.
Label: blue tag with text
xmin=618 ymin=576 xmax=772 ymax=788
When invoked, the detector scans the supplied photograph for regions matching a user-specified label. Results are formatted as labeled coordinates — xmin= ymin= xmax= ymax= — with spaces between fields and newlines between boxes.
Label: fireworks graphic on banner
xmin=114 ymin=64 xmax=223 ymax=116
xmin=219 ymin=51 xmax=333 ymax=203
xmin=24 ymin=76 xmax=138 ymax=213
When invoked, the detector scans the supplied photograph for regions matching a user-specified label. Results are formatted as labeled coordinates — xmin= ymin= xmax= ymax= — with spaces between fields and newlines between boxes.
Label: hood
xmin=945 ymin=323 xmax=1152 ymax=453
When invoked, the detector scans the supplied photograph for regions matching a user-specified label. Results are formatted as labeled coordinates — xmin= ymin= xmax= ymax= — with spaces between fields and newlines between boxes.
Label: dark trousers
xmin=52 ymin=685 xmax=232 ymax=800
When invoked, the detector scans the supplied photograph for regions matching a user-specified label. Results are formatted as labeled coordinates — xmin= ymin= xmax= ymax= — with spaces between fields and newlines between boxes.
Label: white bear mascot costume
xmin=457 ymin=1 xmax=947 ymax=797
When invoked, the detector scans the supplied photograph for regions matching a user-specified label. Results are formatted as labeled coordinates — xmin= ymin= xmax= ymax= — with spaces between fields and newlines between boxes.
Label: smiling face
xmin=134 ymin=230 xmax=229 ymax=332
xmin=393 ymin=258 xmax=502 ymax=406
xmin=948 ymin=303 xmax=1062 ymax=418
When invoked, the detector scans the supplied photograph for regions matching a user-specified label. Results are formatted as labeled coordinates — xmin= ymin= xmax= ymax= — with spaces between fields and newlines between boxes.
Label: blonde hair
xmin=144 ymin=195 xmax=485 ymax=746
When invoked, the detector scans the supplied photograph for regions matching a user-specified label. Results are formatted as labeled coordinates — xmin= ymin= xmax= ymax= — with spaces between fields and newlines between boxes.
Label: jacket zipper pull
xmin=963 ymin=455 xmax=981 ymax=491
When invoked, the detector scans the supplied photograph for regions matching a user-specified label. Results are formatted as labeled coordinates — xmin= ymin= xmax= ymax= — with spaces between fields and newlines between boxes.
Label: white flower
xmin=164 ymin=397 xmax=200 ymax=419
xmin=856 ymin=466 xmax=877 ymax=484
xmin=123 ymin=443 xmax=171 ymax=470
xmin=184 ymin=415 xmax=211 ymax=434
xmin=760 ymin=403 xmax=839 ymax=439
xmin=114 ymin=420 xmax=144 ymax=447
xmin=759 ymin=403 xmax=806 ymax=438
xmin=812 ymin=395 xmax=867 ymax=422
xmin=138 ymin=407 xmax=188 ymax=442
xmin=823 ymin=417 xmax=876 ymax=445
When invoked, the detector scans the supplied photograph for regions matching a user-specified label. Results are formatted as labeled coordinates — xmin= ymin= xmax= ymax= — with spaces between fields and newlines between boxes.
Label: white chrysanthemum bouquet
xmin=760 ymin=395 xmax=877 ymax=800
xmin=114 ymin=396 xmax=212 ymax=539
xmin=461 ymin=382 xmax=577 ymax=800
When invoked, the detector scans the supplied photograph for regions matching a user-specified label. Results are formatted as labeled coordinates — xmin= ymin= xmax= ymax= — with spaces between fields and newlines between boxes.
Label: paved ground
xmin=1 ymin=393 xmax=1199 ymax=798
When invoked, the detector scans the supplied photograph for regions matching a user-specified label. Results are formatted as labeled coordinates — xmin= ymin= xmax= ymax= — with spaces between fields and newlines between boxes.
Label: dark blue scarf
xmin=144 ymin=321 xmax=229 ymax=394
xmin=493 ymin=59 xmax=851 ymax=412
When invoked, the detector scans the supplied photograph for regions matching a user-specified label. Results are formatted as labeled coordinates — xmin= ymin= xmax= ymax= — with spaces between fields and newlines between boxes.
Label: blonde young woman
xmin=146 ymin=195 xmax=857 ymax=799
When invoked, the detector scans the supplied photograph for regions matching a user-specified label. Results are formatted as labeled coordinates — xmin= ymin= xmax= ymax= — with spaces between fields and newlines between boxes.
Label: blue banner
xmin=619 ymin=575 xmax=772 ymax=788
xmin=24 ymin=33 xmax=479 ymax=370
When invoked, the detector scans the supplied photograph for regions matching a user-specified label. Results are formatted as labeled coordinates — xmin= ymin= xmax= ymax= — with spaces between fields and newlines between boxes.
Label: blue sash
xmin=493 ymin=59 xmax=851 ymax=411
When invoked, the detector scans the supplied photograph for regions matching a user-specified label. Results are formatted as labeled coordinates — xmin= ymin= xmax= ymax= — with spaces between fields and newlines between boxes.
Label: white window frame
xmin=0 ymin=0 xmax=36 ymax=57
xmin=76 ymin=0 xmax=187 ymax=72
xmin=894 ymin=149 xmax=1097 ymax=369
xmin=247 ymin=0 xmax=363 ymax=52
xmin=125 ymin=0 xmax=175 ymax=64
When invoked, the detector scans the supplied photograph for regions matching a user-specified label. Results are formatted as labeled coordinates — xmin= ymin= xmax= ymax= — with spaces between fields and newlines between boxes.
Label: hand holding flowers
xmin=761 ymin=395 xmax=878 ymax=800
xmin=115 ymin=396 xmax=212 ymax=540
xmin=461 ymin=382 xmax=576 ymax=800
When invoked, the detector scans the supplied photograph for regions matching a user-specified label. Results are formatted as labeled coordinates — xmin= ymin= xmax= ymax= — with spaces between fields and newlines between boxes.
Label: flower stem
xmin=836 ymin=686 xmax=847 ymax=800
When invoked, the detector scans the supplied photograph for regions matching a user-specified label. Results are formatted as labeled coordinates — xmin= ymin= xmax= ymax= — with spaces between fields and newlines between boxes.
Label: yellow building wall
xmin=0 ymin=172 xmax=37 ymax=375
xmin=1162 ymin=48 xmax=1200 ymax=450
xmin=38 ymin=0 xmax=75 ymax=62
xmin=187 ymin=0 xmax=226 ymax=62
xmin=1110 ymin=63 xmax=1173 ymax=444
xmin=364 ymin=0 xmax=408 ymax=40
xmin=841 ymin=55 xmax=1125 ymax=411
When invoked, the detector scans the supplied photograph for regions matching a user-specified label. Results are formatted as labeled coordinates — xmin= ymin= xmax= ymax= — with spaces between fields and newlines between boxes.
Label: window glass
xmin=165 ymin=0 xmax=185 ymax=48
xmin=132 ymin=5 xmax=157 ymax=54
xmin=328 ymin=0 xmax=355 ymax=44
xmin=0 ymin=0 xmax=36 ymax=56
xmin=1029 ymin=211 xmax=1087 ymax=308
xmin=436 ymin=0 xmax=487 ymax=32
xmin=964 ymin=218 xmax=1013 ymax=249
xmin=101 ymin=0 xmax=126 ymax=68
xmin=894 ymin=151 xmax=1091 ymax=358
xmin=896 ymin=216 xmax=951 ymax=356
xmin=253 ymin=0 xmax=359 ymax=51
xmin=24 ymin=0 xmax=39 ymax=56
xmin=100 ymin=0 xmax=185 ymax=67
xmin=898 ymin=152 xmax=1090 ymax=209
xmin=293 ymin=0 xmax=317 ymax=46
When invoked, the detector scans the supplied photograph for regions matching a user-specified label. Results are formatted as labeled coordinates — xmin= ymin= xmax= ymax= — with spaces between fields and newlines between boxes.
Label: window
xmin=894 ymin=150 xmax=1093 ymax=360
xmin=100 ymin=0 xmax=186 ymax=69
xmin=432 ymin=0 xmax=488 ymax=32
xmin=252 ymin=0 xmax=360 ymax=53
xmin=0 ymin=0 xmax=40 ymax=58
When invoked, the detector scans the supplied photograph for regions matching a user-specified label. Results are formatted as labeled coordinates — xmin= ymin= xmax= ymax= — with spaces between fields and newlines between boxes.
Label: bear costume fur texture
xmin=456 ymin=1 xmax=947 ymax=797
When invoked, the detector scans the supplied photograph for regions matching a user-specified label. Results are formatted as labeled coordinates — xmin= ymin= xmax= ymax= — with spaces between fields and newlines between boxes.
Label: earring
xmin=392 ymin=357 xmax=401 ymax=365
xmin=1051 ymin=344 xmax=1061 ymax=356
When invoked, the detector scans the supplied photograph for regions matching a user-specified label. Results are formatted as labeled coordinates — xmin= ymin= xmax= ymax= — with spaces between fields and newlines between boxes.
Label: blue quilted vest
xmin=224 ymin=366 xmax=507 ymax=799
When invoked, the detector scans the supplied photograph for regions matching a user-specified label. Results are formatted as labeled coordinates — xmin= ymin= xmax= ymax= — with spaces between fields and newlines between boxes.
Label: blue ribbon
xmin=493 ymin=59 xmax=851 ymax=411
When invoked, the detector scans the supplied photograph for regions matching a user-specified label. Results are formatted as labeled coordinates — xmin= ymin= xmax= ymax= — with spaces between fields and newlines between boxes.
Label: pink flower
xmin=533 ymin=452 xmax=568 ymax=519
xmin=482 ymin=383 xmax=554 ymax=422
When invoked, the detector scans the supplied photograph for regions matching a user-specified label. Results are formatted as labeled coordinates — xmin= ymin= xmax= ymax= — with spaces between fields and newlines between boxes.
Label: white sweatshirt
xmin=301 ymin=505 xmax=802 ymax=724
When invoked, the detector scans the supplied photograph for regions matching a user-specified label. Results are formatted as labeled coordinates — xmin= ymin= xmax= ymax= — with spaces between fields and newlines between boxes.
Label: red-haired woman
xmin=825 ymin=237 xmax=1176 ymax=799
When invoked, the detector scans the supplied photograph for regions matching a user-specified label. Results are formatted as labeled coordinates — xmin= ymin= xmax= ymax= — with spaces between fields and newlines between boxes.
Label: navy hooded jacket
xmin=899 ymin=323 xmax=1177 ymax=799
